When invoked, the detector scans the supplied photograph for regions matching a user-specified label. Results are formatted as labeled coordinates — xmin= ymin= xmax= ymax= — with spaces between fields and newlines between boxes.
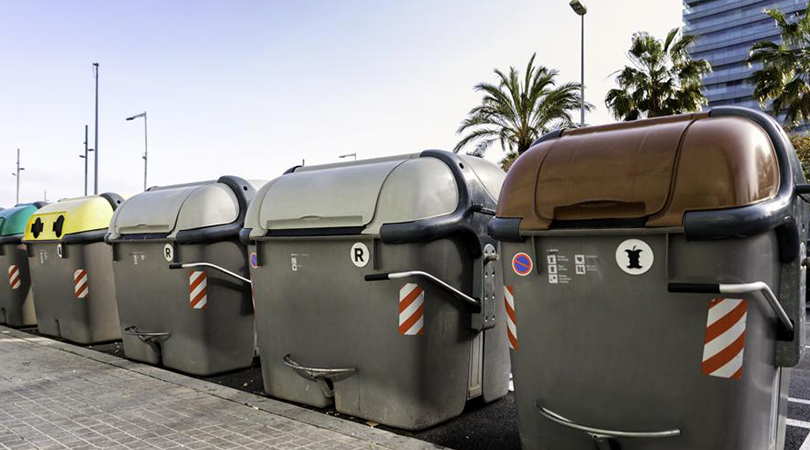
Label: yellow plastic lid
xmin=23 ymin=195 xmax=117 ymax=242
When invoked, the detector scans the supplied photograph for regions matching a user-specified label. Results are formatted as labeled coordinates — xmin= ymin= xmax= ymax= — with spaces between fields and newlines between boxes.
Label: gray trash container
xmin=23 ymin=194 xmax=124 ymax=344
xmin=0 ymin=202 xmax=46 ymax=327
xmin=106 ymin=176 xmax=260 ymax=376
xmin=243 ymin=150 xmax=510 ymax=430
xmin=490 ymin=107 xmax=808 ymax=450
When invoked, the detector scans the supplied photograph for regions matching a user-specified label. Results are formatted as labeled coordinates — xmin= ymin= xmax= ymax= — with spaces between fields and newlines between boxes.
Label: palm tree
xmin=749 ymin=5 xmax=810 ymax=128
xmin=605 ymin=28 xmax=711 ymax=121
xmin=454 ymin=54 xmax=589 ymax=170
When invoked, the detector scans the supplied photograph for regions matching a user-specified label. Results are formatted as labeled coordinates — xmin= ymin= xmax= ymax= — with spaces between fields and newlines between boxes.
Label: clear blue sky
xmin=0 ymin=0 xmax=682 ymax=205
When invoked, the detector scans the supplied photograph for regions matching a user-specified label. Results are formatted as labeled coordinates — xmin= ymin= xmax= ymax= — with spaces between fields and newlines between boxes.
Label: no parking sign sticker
xmin=512 ymin=253 xmax=533 ymax=277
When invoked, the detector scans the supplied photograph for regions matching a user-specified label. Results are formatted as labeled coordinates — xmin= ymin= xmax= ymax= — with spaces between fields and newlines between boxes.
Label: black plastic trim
xmin=668 ymin=282 xmax=721 ymax=294
xmin=239 ymin=228 xmax=252 ymax=245
xmin=174 ymin=175 xmax=256 ymax=245
xmin=106 ymin=232 xmax=170 ymax=243
xmin=529 ymin=128 xmax=565 ymax=148
xmin=100 ymin=193 xmax=124 ymax=211
xmin=32 ymin=201 xmax=48 ymax=208
xmin=263 ymin=226 xmax=366 ymax=238
xmin=62 ymin=229 xmax=108 ymax=245
xmin=378 ymin=150 xmax=496 ymax=258
xmin=364 ymin=273 xmax=391 ymax=281
xmin=284 ymin=165 xmax=302 ymax=174
xmin=488 ymin=217 xmax=522 ymax=242
xmin=683 ymin=107 xmax=802 ymax=262
xmin=551 ymin=217 xmax=648 ymax=229
xmin=0 ymin=234 xmax=23 ymax=245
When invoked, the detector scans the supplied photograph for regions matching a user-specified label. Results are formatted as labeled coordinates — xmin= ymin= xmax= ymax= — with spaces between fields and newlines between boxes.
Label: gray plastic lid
xmin=109 ymin=178 xmax=265 ymax=239
xmin=245 ymin=152 xmax=504 ymax=237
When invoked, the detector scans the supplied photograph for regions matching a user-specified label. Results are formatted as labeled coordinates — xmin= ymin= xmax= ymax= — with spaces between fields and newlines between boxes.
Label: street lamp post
xmin=11 ymin=148 xmax=24 ymax=204
xmin=92 ymin=62 xmax=99 ymax=194
xmin=569 ymin=0 xmax=587 ymax=127
xmin=79 ymin=125 xmax=94 ymax=196
xmin=126 ymin=112 xmax=148 ymax=191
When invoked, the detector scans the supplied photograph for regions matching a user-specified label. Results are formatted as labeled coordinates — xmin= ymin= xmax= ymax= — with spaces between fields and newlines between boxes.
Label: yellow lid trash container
xmin=23 ymin=193 xmax=123 ymax=344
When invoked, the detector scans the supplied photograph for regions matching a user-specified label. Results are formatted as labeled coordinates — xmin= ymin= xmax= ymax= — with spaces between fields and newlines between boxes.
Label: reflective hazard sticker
xmin=189 ymin=270 xmax=207 ymax=310
xmin=702 ymin=297 xmax=747 ymax=379
xmin=73 ymin=269 xmax=89 ymax=299
xmin=504 ymin=286 xmax=517 ymax=349
xmin=8 ymin=265 xmax=20 ymax=290
xmin=512 ymin=253 xmax=533 ymax=277
xmin=399 ymin=283 xmax=424 ymax=335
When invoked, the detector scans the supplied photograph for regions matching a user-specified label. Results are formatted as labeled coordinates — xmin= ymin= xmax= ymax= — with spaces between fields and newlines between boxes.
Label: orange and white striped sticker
xmin=8 ymin=265 xmax=21 ymax=290
xmin=189 ymin=270 xmax=207 ymax=310
xmin=702 ymin=297 xmax=747 ymax=379
xmin=504 ymin=285 xmax=517 ymax=350
xmin=399 ymin=283 xmax=424 ymax=335
xmin=73 ymin=269 xmax=89 ymax=299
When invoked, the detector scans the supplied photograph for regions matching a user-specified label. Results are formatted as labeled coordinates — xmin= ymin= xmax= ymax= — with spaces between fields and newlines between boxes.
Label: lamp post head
xmin=569 ymin=0 xmax=587 ymax=15
xmin=126 ymin=112 xmax=147 ymax=121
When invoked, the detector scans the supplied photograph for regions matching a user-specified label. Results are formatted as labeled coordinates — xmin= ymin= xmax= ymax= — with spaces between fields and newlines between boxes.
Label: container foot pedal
xmin=124 ymin=326 xmax=170 ymax=342
xmin=282 ymin=354 xmax=356 ymax=397
xmin=535 ymin=401 xmax=680 ymax=449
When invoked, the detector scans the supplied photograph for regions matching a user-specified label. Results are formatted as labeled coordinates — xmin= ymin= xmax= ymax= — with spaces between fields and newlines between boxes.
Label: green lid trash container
xmin=0 ymin=202 xmax=46 ymax=327
xmin=106 ymin=176 xmax=261 ymax=376
xmin=490 ymin=107 xmax=809 ymax=450
xmin=23 ymin=194 xmax=123 ymax=344
xmin=243 ymin=150 xmax=510 ymax=430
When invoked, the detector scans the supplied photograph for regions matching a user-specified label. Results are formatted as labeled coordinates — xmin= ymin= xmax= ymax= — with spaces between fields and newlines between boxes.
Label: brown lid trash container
xmin=491 ymin=107 xmax=806 ymax=263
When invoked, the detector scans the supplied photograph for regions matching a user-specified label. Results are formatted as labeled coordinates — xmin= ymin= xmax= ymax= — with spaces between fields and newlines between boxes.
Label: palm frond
xmin=606 ymin=28 xmax=709 ymax=121
xmin=455 ymin=55 xmax=583 ymax=157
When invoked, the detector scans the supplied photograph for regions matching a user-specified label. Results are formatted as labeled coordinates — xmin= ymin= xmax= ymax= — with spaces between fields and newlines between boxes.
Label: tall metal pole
xmin=15 ymin=148 xmax=21 ymax=204
xmin=93 ymin=62 xmax=99 ymax=195
xmin=580 ymin=14 xmax=585 ymax=127
xmin=143 ymin=112 xmax=148 ymax=191
xmin=83 ymin=125 xmax=89 ymax=195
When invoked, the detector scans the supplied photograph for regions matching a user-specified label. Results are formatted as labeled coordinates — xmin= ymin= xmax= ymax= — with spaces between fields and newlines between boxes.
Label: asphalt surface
xmin=786 ymin=335 xmax=810 ymax=449
xmin=22 ymin=325 xmax=810 ymax=450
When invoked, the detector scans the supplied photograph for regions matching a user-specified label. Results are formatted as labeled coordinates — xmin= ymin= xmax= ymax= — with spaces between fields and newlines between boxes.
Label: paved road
xmin=0 ymin=326 xmax=441 ymax=450
xmin=786 ymin=336 xmax=810 ymax=450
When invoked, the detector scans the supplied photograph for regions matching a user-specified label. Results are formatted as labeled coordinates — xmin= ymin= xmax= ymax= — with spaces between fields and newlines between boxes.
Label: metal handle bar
xmin=282 ymin=354 xmax=356 ymax=380
xmin=365 ymin=271 xmax=481 ymax=311
xmin=668 ymin=282 xmax=793 ymax=333
xmin=124 ymin=326 xmax=170 ymax=342
xmin=169 ymin=262 xmax=252 ymax=285
xmin=536 ymin=402 xmax=681 ymax=441
xmin=282 ymin=354 xmax=356 ymax=398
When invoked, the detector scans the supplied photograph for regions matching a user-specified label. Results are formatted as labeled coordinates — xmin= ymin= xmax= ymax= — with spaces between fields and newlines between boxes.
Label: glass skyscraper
xmin=684 ymin=0 xmax=808 ymax=110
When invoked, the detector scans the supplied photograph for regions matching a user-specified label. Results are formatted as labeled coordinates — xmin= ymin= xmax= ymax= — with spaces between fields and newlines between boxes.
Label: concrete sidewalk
xmin=0 ymin=326 xmax=443 ymax=450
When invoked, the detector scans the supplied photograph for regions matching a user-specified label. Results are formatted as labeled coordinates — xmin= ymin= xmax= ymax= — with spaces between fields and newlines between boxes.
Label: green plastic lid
xmin=0 ymin=204 xmax=41 ymax=236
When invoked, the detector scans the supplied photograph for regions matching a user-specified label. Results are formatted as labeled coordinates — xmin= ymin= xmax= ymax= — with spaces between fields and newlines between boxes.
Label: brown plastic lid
xmin=497 ymin=113 xmax=780 ymax=230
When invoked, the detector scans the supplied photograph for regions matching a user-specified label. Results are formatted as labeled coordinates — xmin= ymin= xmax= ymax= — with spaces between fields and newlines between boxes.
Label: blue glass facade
xmin=684 ymin=0 xmax=808 ymax=109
